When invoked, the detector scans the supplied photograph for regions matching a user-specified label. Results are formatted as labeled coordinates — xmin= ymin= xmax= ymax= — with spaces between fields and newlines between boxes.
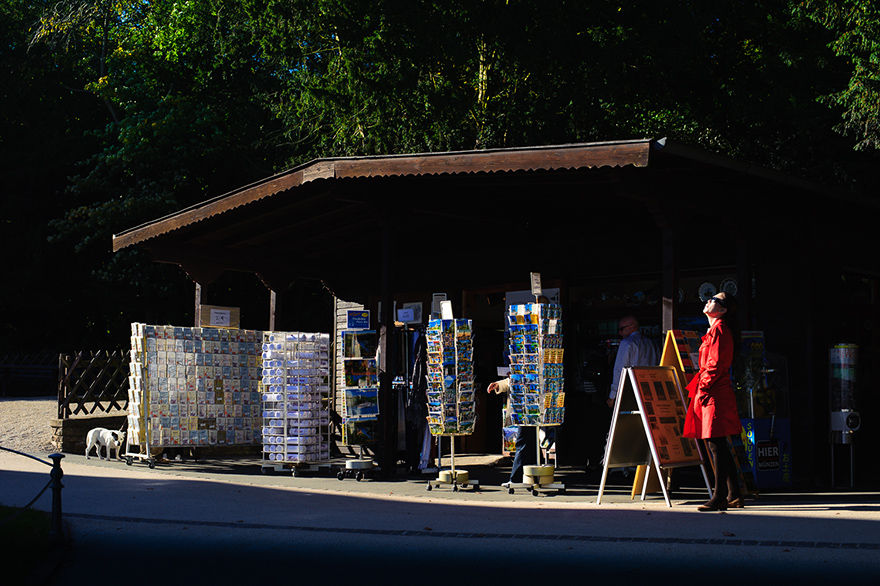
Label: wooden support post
xmin=378 ymin=223 xmax=396 ymax=476
xmin=195 ymin=283 xmax=202 ymax=328
xmin=736 ymin=238 xmax=750 ymax=328
xmin=269 ymin=289 xmax=277 ymax=331
xmin=662 ymin=228 xmax=678 ymax=334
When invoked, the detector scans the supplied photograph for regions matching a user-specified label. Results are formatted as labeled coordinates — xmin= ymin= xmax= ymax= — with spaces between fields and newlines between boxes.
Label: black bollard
xmin=48 ymin=453 xmax=65 ymax=544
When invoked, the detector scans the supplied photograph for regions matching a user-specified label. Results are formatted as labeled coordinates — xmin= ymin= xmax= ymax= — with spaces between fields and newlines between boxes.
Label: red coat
xmin=683 ymin=320 xmax=742 ymax=439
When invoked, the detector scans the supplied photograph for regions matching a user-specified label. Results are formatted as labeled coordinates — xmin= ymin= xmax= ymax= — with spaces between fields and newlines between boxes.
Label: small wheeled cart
xmin=122 ymin=439 xmax=158 ymax=469
xmin=426 ymin=436 xmax=479 ymax=492
xmin=337 ymin=456 xmax=380 ymax=481
xmin=504 ymin=428 xmax=565 ymax=496
xmin=505 ymin=464 xmax=565 ymax=496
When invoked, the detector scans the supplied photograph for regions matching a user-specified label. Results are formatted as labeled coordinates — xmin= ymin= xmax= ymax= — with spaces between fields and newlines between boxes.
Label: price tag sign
xmin=210 ymin=309 xmax=231 ymax=327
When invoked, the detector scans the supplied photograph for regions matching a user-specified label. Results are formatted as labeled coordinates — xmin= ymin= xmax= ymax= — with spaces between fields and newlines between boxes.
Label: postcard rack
xmin=260 ymin=331 xmax=331 ymax=476
xmin=125 ymin=323 xmax=264 ymax=468
xmin=424 ymin=318 xmax=479 ymax=491
xmin=338 ymin=329 xmax=381 ymax=480
xmin=505 ymin=302 xmax=566 ymax=495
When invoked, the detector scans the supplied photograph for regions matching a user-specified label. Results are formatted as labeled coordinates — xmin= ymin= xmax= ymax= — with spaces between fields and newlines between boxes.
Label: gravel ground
xmin=0 ymin=396 xmax=57 ymax=454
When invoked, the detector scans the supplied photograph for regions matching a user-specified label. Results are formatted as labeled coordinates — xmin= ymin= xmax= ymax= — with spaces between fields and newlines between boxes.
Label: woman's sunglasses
xmin=708 ymin=296 xmax=726 ymax=308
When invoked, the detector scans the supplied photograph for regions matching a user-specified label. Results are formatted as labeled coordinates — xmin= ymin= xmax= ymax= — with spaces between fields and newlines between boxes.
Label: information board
xmin=346 ymin=310 xmax=371 ymax=330
xmin=632 ymin=367 xmax=700 ymax=466
xmin=598 ymin=365 xmax=711 ymax=507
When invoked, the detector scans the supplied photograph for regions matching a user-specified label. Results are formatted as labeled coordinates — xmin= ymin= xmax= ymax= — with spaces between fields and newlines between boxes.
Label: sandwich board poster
xmin=598 ymin=365 xmax=711 ymax=506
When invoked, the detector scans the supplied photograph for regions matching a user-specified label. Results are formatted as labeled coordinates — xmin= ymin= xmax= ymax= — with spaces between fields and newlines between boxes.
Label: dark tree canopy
xmin=1 ymin=0 xmax=877 ymax=353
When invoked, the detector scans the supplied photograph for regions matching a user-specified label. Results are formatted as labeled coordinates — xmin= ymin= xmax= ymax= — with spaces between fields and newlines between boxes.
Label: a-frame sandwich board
xmin=597 ymin=365 xmax=712 ymax=507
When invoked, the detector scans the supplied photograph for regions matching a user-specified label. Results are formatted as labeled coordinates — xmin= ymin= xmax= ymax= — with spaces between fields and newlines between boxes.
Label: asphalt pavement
xmin=2 ymin=450 xmax=879 ymax=585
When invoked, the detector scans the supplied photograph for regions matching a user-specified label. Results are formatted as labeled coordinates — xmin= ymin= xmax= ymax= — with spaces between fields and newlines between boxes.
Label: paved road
xmin=2 ymin=451 xmax=878 ymax=585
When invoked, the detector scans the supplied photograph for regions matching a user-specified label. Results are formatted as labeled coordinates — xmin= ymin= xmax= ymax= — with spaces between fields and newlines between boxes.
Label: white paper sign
xmin=210 ymin=309 xmax=231 ymax=327
xmin=530 ymin=272 xmax=542 ymax=296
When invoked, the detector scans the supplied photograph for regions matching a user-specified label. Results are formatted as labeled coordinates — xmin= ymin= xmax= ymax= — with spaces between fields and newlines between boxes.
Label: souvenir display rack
xmin=425 ymin=318 xmax=479 ymax=491
xmin=505 ymin=302 xmax=565 ymax=495
xmin=126 ymin=323 xmax=263 ymax=468
xmin=338 ymin=329 xmax=381 ymax=480
xmin=260 ymin=331 xmax=331 ymax=475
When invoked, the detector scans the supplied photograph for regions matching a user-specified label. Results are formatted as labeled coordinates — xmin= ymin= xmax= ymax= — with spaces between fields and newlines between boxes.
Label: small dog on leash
xmin=85 ymin=428 xmax=125 ymax=460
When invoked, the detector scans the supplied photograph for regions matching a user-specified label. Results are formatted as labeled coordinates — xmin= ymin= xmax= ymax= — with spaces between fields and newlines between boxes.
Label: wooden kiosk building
xmin=113 ymin=138 xmax=880 ymax=488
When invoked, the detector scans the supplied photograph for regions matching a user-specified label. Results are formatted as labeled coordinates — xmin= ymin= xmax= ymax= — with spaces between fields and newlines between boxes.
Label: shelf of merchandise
xmin=424 ymin=318 xmax=479 ymax=492
xmin=260 ymin=331 xmax=331 ymax=476
xmin=125 ymin=323 xmax=264 ymax=468
xmin=506 ymin=302 xmax=566 ymax=495
xmin=338 ymin=329 xmax=380 ymax=481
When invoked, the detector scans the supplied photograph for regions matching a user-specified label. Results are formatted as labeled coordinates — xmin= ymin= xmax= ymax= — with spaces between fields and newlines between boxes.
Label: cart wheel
xmin=125 ymin=457 xmax=133 ymax=466
xmin=532 ymin=488 xmax=539 ymax=496
xmin=461 ymin=483 xmax=469 ymax=489
xmin=508 ymin=487 xmax=515 ymax=495
xmin=148 ymin=459 xmax=155 ymax=469
xmin=337 ymin=471 xmax=345 ymax=481
xmin=355 ymin=471 xmax=364 ymax=481
xmin=426 ymin=484 xmax=433 ymax=491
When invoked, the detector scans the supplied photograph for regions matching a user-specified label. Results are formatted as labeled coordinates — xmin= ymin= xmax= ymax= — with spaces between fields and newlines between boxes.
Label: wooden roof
xmin=111 ymin=138 xmax=853 ymax=299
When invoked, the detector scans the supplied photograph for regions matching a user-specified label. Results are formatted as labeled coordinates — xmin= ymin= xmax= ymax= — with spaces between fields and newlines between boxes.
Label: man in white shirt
xmin=606 ymin=315 xmax=659 ymax=407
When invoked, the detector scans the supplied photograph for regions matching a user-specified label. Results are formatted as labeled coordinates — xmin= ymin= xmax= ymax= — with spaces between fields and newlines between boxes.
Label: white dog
xmin=85 ymin=428 xmax=125 ymax=460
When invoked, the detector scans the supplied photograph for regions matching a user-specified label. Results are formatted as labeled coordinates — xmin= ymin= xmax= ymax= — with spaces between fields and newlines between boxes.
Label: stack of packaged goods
xmin=425 ymin=319 xmax=475 ymax=436
xmin=507 ymin=303 xmax=564 ymax=426
xmin=261 ymin=332 xmax=331 ymax=464
xmin=128 ymin=323 xmax=264 ymax=449
xmin=340 ymin=330 xmax=379 ymax=445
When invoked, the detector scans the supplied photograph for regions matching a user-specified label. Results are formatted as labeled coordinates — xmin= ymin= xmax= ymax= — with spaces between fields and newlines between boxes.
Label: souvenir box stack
xmin=127 ymin=323 xmax=263 ymax=451
xmin=260 ymin=332 xmax=331 ymax=466
xmin=425 ymin=318 xmax=475 ymax=436
xmin=507 ymin=303 xmax=565 ymax=426
xmin=340 ymin=330 xmax=380 ymax=445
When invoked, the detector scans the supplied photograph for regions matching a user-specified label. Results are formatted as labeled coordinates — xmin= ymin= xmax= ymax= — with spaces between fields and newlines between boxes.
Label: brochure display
xmin=425 ymin=317 xmax=478 ymax=491
xmin=504 ymin=302 xmax=565 ymax=495
xmin=598 ymin=366 xmax=712 ymax=507
xmin=260 ymin=331 xmax=331 ymax=475
xmin=126 ymin=323 xmax=263 ymax=468
xmin=338 ymin=329 xmax=380 ymax=480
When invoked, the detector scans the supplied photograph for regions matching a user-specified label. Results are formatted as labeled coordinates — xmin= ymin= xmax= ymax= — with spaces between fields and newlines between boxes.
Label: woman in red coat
xmin=684 ymin=291 xmax=743 ymax=511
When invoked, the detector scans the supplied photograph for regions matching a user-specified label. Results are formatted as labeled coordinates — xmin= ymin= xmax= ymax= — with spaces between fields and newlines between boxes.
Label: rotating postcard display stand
xmin=338 ymin=329 xmax=381 ymax=480
xmin=260 ymin=332 xmax=331 ymax=475
xmin=505 ymin=302 xmax=565 ymax=495
xmin=126 ymin=323 xmax=264 ymax=468
xmin=425 ymin=316 xmax=479 ymax=491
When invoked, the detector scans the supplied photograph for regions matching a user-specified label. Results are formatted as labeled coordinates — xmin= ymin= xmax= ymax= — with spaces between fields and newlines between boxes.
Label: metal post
xmin=48 ymin=453 xmax=65 ymax=544
xmin=535 ymin=426 xmax=542 ymax=466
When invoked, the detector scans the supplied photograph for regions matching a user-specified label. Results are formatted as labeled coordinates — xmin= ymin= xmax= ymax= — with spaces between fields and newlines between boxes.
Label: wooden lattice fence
xmin=58 ymin=350 xmax=129 ymax=419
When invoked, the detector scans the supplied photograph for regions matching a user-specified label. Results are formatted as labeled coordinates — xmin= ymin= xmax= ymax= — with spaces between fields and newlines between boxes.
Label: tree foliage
xmin=799 ymin=0 xmax=880 ymax=150
xmin=1 ymin=0 xmax=877 ymax=352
